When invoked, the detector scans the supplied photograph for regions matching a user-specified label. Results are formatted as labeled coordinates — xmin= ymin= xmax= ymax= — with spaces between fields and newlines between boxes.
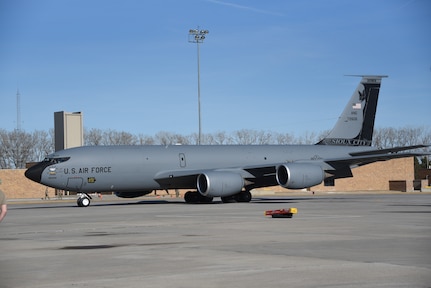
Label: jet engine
xmin=276 ymin=163 xmax=324 ymax=189
xmin=197 ymin=171 xmax=244 ymax=197
xmin=114 ymin=191 xmax=153 ymax=198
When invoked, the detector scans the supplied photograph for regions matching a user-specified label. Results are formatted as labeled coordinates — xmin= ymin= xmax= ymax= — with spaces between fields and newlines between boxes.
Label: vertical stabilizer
xmin=317 ymin=75 xmax=387 ymax=146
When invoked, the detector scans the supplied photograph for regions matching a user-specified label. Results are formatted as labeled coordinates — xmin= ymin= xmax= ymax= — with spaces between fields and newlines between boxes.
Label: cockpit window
xmin=43 ymin=157 xmax=70 ymax=164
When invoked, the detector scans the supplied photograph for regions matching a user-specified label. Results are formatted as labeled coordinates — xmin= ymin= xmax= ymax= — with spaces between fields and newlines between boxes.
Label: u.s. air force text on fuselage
xmin=62 ymin=167 xmax=112 ymax=175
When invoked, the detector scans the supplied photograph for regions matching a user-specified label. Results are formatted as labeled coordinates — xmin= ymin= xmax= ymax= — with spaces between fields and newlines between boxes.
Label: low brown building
xmin=0 ymin=169 xmax=56 ymax=199
xmin=313 ymin=157 xmax=414 ymax=192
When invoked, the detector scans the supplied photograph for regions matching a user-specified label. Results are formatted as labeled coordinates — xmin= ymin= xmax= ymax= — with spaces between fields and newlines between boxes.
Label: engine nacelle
xmin=197 ymin=171 xmax=244 ymax=197
xmin=276 ymin=163 xmax=324 ymax=189
xmin=114 ymin=191 xmax=152 ymax=198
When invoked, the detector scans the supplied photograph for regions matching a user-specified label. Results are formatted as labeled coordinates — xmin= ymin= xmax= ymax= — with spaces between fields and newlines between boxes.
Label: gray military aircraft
xmin=25 ymin=75 xmax=428 ymax=207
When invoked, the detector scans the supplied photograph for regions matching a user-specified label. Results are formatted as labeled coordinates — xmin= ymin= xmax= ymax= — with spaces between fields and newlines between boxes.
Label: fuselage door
xmin=179 ymin=153 xmax=187 ymax=168
xmin=67 ymin=177 xmax=83 ymax=190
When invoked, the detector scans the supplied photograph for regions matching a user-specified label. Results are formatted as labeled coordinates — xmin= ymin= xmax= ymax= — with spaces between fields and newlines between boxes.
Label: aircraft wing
xmin=154 ymin=171 xmax=198 ymax=189
xmin=154 ymin=168 xmax=262 ymax=189
xmin=154 ymin=165 xmax=280 ymax=190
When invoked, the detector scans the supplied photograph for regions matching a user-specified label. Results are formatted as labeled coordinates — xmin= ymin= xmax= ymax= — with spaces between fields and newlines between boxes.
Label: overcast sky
xmin=1 ymin=0 xmax=430 ymax=137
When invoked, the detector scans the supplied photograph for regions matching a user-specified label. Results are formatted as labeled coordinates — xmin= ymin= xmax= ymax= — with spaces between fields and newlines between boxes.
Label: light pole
xmin=188 ymin=28 xmax=209 ymax=145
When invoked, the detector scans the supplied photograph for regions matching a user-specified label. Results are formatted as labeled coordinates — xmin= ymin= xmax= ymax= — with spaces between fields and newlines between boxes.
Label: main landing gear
xmin=184 ymin=192 xmax=213 ymax=203
xmin=221 ymin=190 xmax=252 ymax=203
xmin=184 ymin=190 xmax=252 ymax=204
xmin=77 ymin=193 xmax=92 ymax=207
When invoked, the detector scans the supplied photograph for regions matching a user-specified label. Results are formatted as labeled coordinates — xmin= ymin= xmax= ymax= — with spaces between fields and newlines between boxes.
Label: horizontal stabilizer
xmin=326 ymin=151 xmax=430 ymax=169
xmin=349 ymin=145 xmax=430 ymax=157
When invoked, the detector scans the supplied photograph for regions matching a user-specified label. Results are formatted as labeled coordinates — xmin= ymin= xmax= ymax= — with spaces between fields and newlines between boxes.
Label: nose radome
xmin=25 ymin=163 xmax=47 ymax=183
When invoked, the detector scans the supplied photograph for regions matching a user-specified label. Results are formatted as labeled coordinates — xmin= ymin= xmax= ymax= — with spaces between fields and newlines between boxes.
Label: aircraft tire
xmin=185 ymin=192 xmax=214 ymax=203
xmin=184 ymin=191 xmax=200 ymax=203
xmin=81 ymin=197 xmax=91 ymax=207
xmin=221 ymin=196 xmax=236 ymax=203
xmin=199 ymin=195 xmax=214 ymax=203
xmin=236 ymin=191 xmax=252 ymax=202
xmin=77 ymin=196 xmax=91 ymax=207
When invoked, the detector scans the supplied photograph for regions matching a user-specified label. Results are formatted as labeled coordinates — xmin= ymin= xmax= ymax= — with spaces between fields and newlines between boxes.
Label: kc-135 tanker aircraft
xmin=26 ymin=75 xmax=429 ymax=207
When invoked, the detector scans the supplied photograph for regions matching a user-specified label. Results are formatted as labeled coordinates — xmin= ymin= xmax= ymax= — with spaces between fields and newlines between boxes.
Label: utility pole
xmin=188 ymin=27 xmax=209 ymax=145
xmin=16 ymin=89 xmax=21 ymax=131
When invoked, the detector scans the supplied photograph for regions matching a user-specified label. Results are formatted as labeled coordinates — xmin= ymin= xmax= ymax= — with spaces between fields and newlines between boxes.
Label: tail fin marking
xmin=317 ymin=75 xmax=388 ymax=146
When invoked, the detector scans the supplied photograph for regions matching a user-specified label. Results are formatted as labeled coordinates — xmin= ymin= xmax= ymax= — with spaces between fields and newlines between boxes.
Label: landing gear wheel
xmin=80 ymin=196 xmax=91 ymax=207
xmin=236 ymin=191 xmax=252 ymax=202
xmin=184 ymin=191 xmax=214 ymax=204
xmin=222 ymin=191 xmax=252 ymax=203
xmin=77 ymin=194 xmax=91 ymax=207
xmin=184 ymin=191 xmax=200 ymax=203
xmin=221 ymin=196 xmax=237 ymax=203
xmin=199 ymin=195 xmax=214 ymax=203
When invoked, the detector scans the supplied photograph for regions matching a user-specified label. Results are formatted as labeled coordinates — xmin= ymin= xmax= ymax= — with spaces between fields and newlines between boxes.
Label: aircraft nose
xmin=25 ymin=162 xmax=47 ymax=183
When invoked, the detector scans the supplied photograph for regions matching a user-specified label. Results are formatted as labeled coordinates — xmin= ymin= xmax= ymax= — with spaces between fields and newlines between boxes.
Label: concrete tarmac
xmin=1 ymin=193 xmax=431 ymax=288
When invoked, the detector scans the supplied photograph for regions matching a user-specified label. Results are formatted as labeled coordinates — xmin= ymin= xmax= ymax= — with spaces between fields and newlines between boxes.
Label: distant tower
xmin=16 ymin=89 xmax=21 ymax=131
xmin=54 ymin=111 xmax=84 ymax=151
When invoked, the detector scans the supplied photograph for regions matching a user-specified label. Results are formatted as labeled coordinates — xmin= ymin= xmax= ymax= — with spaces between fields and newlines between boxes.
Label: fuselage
xmin=25 ymin=144 xmax=371 ymax=193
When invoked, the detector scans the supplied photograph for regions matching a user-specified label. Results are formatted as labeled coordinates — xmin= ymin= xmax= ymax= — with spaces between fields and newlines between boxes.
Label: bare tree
xmin=137 ymin=134 xmax=155 ymax=145
xmin=295 ymin=131 xmax=318 ymax=144
xmin=30 ymin=130 xmax=54 ymax=162
xmin=403 ymin=127 xmax=424 ymax=146
xmin=374 ymin=126 xmax=430 ymax=149
xmin=102 ymin=129 xmax=138 ymax=145
xmin=255 ymin=130 xmax=273 ymax=145
xmin=0 ymin=129 xmax=8 ymax=168
xmin=274 ymin=132 xmax=294 ymax=144
xmin=420 ymin=127 xmax=431 ymax=149
xmin=212 ymin=131 xmax=230 ymax=144
xmin=233 ymin=129 xmax=257 ymax=144
xmin=154 ymin=131 xmax=181 ymax=145
xmin=0 ymin=130 xmax=33 ymax=168
xmin=373 ymin=127 xmax=397 ymax=148
xmin=85 ymin=128 xmax=103 ymax=146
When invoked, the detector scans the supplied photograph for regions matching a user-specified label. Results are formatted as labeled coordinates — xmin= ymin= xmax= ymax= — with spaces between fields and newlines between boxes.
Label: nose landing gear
xmin=77 ymin=193 xmax=92 ymax=207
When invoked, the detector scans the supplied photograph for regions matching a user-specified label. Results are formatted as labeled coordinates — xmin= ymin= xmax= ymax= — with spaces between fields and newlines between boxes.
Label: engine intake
xmin=197 ymin=171 xmax=244 ymax=197
xmin=276 ymin=163 xmax=324 ymax=189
